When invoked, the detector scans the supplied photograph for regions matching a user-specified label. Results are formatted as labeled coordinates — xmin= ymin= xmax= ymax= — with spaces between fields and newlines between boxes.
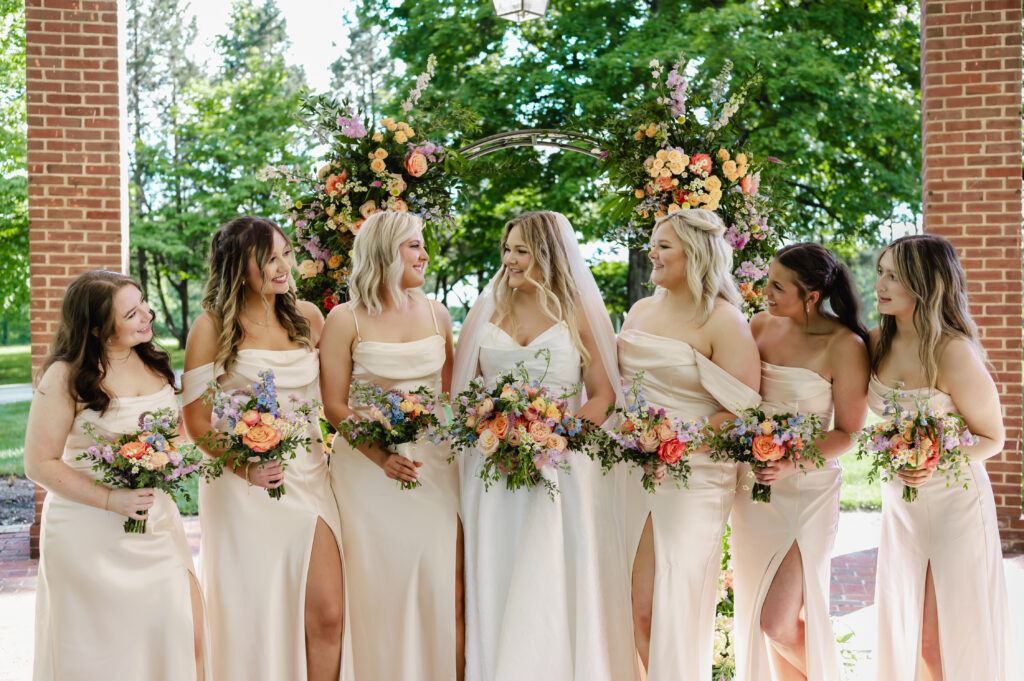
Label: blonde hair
xmin=347 ymin=211 xmax=423 ymax=316
xmin=201 ymin=216 xmax=313 ymax=374
xmin=493 ymin=211 xmax=589 ymax=365
xmin=653 ymin=209 xmax=740 ymax=325
xmin=873 ymin=234 xmax=982 ymax=388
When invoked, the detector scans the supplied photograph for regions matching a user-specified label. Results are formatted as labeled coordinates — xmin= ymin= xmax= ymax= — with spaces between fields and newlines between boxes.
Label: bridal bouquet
xmin=593 ymin=373 xmax=711 ymax=492
xmin=712 ymin=408 xmax=825 ymax=503
xmin=446 ymin=354 xmax=588 ymax=499
xmin=600 ymin=57 xmax=782 ymax=314
xmin=336 ymin=382 xmax=442 ymax=490
xmin=260 ymin=54 xmax=478 ymax=314
xmin=80 ymin=408 xmax=208 ymax=533
xmin=205 ymin=370 xmax=319 ymax=500
xmin=855 ymin=384 xmax=976 ymax=502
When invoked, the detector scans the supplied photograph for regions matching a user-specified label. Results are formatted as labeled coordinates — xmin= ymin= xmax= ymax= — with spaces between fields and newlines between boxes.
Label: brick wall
xmin=921 ymin=0 xmax=1024 ymax=553
xmin=25 ymin=0 xmax=126 ymax=558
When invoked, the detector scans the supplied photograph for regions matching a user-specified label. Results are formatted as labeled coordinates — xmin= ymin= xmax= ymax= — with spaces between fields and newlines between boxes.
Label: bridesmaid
xmin=319 ymin=211 xmax=463 ymax=681
xmin=618 ymin=209 xmax=761 ymax=680
xmin=25 ymin=270 xmax=207 ymax=680
xmin=869 ymin=234 xmax=1012 ymax=681
xmin=731 ymin=243 xmax=869 ymax=681
xmin=454 ymin=210 xmax=637 ymax=681
xmin=181 ymin=216 xmax=347 ymax=681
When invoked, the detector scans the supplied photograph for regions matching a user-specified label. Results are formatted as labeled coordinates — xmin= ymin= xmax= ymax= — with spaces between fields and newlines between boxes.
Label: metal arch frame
xmin=457 ymin=129 xmax=605 ymax=161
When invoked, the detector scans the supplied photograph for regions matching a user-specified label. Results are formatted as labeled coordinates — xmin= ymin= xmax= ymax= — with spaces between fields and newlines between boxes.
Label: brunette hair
xmin=200 ymin=216 xmax=313 ymax=373
xmin=872 ymin=234 xmax=980 ymax=388
xmin=40 ymin=270 xmax=175 ymax=414
xmin=775 ymin=242 xmax=869 ymax=347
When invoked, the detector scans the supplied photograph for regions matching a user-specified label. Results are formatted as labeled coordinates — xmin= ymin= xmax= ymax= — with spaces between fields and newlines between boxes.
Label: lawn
xmin=0 ymin=338 xmax=183 ymax=387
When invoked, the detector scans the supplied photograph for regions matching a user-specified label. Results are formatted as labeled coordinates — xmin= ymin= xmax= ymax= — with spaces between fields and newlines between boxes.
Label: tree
xmin=329 ymin=20 xmax=395 ymax=115
xmin=356 ymin=0 xmax=921 ymax=302
xmin=0 ymin=0 xmax=28 ymax=344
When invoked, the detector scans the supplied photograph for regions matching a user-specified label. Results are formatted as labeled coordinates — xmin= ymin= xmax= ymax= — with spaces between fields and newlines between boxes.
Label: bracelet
xmin=245 ymin=462 xmax=253 ymax=487
xmin=103 ymin=488 xmax=112 ymax=511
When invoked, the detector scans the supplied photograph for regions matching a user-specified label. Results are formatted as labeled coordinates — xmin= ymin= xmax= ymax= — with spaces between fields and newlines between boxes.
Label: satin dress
xmin=731 ymin=362 xmax=841 ymax=680
xmin=182 ymin=349 xmax=350 ymax=681
xmin=329 ymin=306 xmax=460 ymax=681
xmin=461 ymin=321 xmax=638 ymax=681
xmin=34 ymin=384 xmax=209 ymax=681
xmin=617 ymin=328 xmax=761 ymax=681
xmin=868 ymin=375 xmax=1014 ymax=681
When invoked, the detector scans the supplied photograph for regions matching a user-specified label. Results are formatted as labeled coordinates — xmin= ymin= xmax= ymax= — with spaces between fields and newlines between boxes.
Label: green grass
xmin=0 ymin=344 xmax=31 ymax=385
xmin=0 ymin=400 xmax=30 ymax=476
xmin=838 ymin=450 xmax=882 ymax=510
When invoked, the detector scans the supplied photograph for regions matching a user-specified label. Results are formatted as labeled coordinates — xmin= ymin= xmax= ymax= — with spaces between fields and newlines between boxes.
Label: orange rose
xmin=476 ymin=419 xmax=491 ymax=434
xmin=490 ymin=414 xmax=510 ymax=440
xmin=638 ymin=430 xmax=660 ymax=453
xmin=404 ymin=152 xmax=429 ymax=177
xmin=545 ymin=433 xmax=568 ymax=452
xmin=751 ymin=434 xmax=784 ymax=462
xmin=655 ymin=175 xmax=675 ymax=192
xmin=325 ymin=172 xmax=348 ymax=196
xmin=657 ymin=440 xmax=687 ymax=464
xmin=118 ymin=440 xmax=150 ymax=460
xmin=348 ymin=219 xmax=364 ymax=234
xmin=242 ymin=423 xmax=283 ymax=453
xmin=689 ymin=153 xmax=712 ymax=175
xmin=654 ymin=421 xmax=676 ymax=443
xmin=507 ymin=427 xmax=523 ymax=446
xmin=528 ymin=420 xmax=552 ymax=443
xmin=242 ymin=410 xmax=260 ymax=426
xmin=789 ymin=436 xmax=804 ymax=459
xmin=148 ymin=448 xmax=169 ymax=469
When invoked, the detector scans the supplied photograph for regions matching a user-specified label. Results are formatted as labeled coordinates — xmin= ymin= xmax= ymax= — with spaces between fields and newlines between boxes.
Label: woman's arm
xmin=940 ymin=337 xmax=1005 ymax=462
xmin=24 ymin=363 xmax=153 ymax=519
xmin=434 ymin=300 xmax=456 ymax=394
xmin=705 ymin=302 xmax=761 ymax=431
xmin=820 ymin=331 xmax=869 ymax=461
xmin=319 ymin=304 xmax=419 ymax=482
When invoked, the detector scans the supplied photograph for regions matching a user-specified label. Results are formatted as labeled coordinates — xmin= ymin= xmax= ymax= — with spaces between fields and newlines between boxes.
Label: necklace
xmin=243 ymin=312 xmax=273 ymax=327
xmin=108 ymin=347 xmax=133 ymax=363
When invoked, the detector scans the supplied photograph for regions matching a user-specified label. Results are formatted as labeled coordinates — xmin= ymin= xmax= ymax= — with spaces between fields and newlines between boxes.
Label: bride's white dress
xmin=460 ymin=321 xmax=638 ymax=681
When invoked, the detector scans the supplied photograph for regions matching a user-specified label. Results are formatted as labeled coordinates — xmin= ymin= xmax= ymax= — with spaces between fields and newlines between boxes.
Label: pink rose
xmin=638 ymin=430 xmax=660 ymax=453
xmin=528 ymin=420 xmax=552 ymax=443
xmin=654 ymin=421 xmax=676 ymax=443
xmin=359 ymin=200 xmax=377 ymax=218
xmin=404 ymin=152 xmax=429 ymax=177
xmin=241 ymin=410 xmax=260 ymax=426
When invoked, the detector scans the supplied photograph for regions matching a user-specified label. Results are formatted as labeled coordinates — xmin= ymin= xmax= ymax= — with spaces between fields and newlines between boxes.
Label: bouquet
xmin=712 ymin=408 xmax=825 ymax=503
xmin=260 ymin=54 xmax=478 ymax=314
xmin=593 ymin=373 xmax=711 ymax=492
xmin=80 ymin=408 xmax=208 ymax=533
xmin=336 ymin=382 xmax=442 ymax=490
xmin=445 ymin=351 xmax=589 ymax=499
xmin=855 ymin=383 xmax=976 ymax=502
xmin=206 ymin=370 xmax=319 ymax=500
xmin=600 ymin=57 xmax=783 ymax=314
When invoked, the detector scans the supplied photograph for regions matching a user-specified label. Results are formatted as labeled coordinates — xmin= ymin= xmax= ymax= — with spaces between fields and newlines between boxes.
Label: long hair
xmin=40 ymin=270 xmax=175 ymax=414
xmin=872 ymin=234 xmax=981 ymax=388
xmin=347 ymin=211 xmax=422 ymax=316
xmin=493 ymin=211 xmax=589 ymax=365
xmin=654 ymin=209 xmax=741 ymax=325
xmin=775 ymin=242 xmax=869 ymax=348
xmin=200 ymin=216 xmax=312 ymax=373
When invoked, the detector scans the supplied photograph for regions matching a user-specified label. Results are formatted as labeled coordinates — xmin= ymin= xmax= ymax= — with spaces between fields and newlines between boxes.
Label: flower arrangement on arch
xmin=204 ymin=369 xmax=320 ymax=500
xmin=711 ymin=408 xmax=825 ymax=503
xmin=600 ymin=57 xmax=784 ymax=314
xmin=80 ymin=408 xmax=212 ymax=533
xmin=260 ymin=54 xmax=478 ymax=314
xmin=855 ymin=383 xmax=975 ymax=502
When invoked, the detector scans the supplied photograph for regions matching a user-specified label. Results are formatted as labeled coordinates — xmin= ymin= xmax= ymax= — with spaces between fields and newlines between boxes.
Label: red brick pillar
xmin=25 ymin=0 xmax=126 ymax=558
xmin=921 ymin=0 xmax=1024 ymax=553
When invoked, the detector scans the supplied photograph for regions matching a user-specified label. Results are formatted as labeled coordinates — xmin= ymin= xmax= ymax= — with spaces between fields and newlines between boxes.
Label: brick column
xmin=921 ymin=0 xmax=1024 ymax=553
xmin=25 ymin=0 xmax=126 ymax=558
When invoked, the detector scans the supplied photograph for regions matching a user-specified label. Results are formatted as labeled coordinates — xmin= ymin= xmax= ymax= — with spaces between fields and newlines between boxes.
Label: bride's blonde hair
xmin=347 ymin=211 xmax=423 ymax=316
xmin=653 ymin=209 xmax=741 ymax=325
xmin=493 ymin=211 xmax=589 ymax=365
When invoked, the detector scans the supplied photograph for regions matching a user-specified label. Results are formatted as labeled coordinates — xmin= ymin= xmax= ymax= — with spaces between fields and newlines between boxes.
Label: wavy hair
xmin=200 ymin=216 xmax=312 ymax=373
xmin=873 ymin=234 xmax=981 ymax=388
xmin=775 ymin=242 xmax=869 ymax=348
xmin=653 ymin=209 xmax=741 ymax=325
xmin=493 ymin=211 xmax=589 ymax=365
xmin=347 ymin=211 xmax=423 ymax=316
xmin=40 ymin=270 xmax=175 ymax=414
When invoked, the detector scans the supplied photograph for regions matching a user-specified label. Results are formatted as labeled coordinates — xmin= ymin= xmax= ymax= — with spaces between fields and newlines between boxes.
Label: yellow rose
xmin=634 ymin=130 xmax=643 ymax=140
xmin=369 ymin=158 xmax=386 ymax=173
xmin=394 ymin=131 xmax=408 ymax=144
xmin=260 ymin=413 xmax=276 ymax=426
xmin=735 ymin=153 xmax=748 ymax=166
xmin=373 ymin=148 xmax=388 ymax=159
xmin=634 ymin=189 xmax=646 ymax=199
xmin=328 ymin=255 xmax=343 ymax=269
xmin=722 ymin=160 xmax=738 ymax=177
xmin=717 ymin=148 xmax=730 ymax=162
xmin=679 ymin=154 xmax=690 ymax=166
xmin=645 ymin=123 xmax=657 ymax=137
xmin=704 ymin=175 xmax=722 ymax=192
xmin=148 ymin=448 xmax=169 ymax=469
xmin=668 ymin=162 xmax=684 ymax=175
xmin=297 ymin=259 xmax=322 ymax=280
xmin=759 ymin=421 xmax=775 ymax=435
xmin=324 ymin=204 xmax=336 ymax=217
xmin=545 ymin=433 xmax=568 ymax=452
xmin=656 ymin=149 xmax=669 ymax=162
xmin=668 ymin=203 xmax=680 ymax=213
xmin=372 ymin=132 xmax=383 ymax=142
xmin=544 ymin=404 xmax=560 ymax=420
xmin=399 ymin=400 xmax=415 ymax=413
xmin=234 ymin=421 xmax=251 ymax=436
xmin=659 ymin=168 xmax=672 ymax=178
xmin=667 ymin=149 xmax=682 ymax=164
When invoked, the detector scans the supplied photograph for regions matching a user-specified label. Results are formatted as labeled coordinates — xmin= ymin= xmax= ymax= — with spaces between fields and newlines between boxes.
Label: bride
xmin=454 ymin=211 xmax=638 ymax=681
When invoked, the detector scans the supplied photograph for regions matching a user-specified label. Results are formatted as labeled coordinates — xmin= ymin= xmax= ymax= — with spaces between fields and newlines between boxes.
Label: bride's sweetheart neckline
xmin=487 ymin=320 xmax=567 ymax=348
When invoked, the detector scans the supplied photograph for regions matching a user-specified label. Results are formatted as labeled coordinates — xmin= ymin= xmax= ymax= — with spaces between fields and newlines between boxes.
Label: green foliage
xmin=590 ymin=260 xmax=629 ymax=329
xmin=0 ymin=400 xmax=30 ymax=476
xmin=0 ymin=0 xmax=28 ymax=338
xmin=0 ymin=343 xmax=30 ymax=384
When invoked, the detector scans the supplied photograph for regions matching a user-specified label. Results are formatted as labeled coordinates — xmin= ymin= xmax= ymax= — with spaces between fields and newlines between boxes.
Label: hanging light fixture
xmin=492 ymin=0 xmax=548 ymax=22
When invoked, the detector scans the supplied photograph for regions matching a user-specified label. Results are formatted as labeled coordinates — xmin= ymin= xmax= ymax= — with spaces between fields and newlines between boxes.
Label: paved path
xmin=0 ymin=384 xmax=31 ymax=405
xmin=2 ymin=513 xmax=1022 ymax=680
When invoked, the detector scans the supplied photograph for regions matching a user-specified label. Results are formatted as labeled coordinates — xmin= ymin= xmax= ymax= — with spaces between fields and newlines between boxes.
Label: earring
xmin=804 ymin=303 xmax=809 ymax=314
